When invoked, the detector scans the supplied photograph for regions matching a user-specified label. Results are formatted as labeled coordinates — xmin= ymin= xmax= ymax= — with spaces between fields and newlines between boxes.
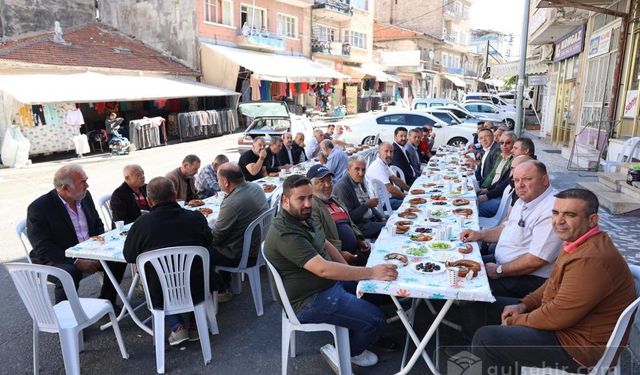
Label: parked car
xmin=498 ymin=91 xmax=534 ymax=109
xmin=430 ymin=105 xmax=493 ymax=124
xmin=463 ymin=92 xmax=516 ymax=111
xmin=412 ymin=98 xmax=460 ymax=111
xmin=418 ymin=108 xmax=478 ymax=130
xmin=236 ymin=101 xmax=314 ymax=151
xmin=461 ymin=101 xmax=516 ymax=129
xmin=340 ymin=110 xmax=475 ymax=148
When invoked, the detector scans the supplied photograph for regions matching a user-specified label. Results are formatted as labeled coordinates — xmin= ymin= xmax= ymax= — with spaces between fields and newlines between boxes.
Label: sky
xmin=470 ymin=0 xmax=526 ymax=59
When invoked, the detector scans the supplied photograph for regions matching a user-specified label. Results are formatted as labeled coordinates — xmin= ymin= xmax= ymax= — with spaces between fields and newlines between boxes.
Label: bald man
xmin=111 ymin=164 xmax=150 ymax=226
xmin=366 ymin=142 xmax=409 ymax=210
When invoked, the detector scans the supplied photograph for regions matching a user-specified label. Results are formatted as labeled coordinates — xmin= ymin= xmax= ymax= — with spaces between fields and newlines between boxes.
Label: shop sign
xmin=345 ymin=86 xmax=358 ymax=115
xmin=588 ymin=27 xmax=612 ymax=58
xmin=554 ymin=26 xmax=585 ymax=62
xmin=527 ymin=74 xmax=548 ymax=86
xmin=624 ymin=90 xmax=638 ymax=119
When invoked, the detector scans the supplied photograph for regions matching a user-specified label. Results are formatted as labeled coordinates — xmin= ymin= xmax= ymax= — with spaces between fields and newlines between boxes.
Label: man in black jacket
xmin=110 ymin=164 xmax=149 ymax=226
xmin=277 ymin=132 xmax=296 ymax=167
xmin=390 ymin=127 xmax=417 ymax=186
xmin=334 ymin=158 xmax=386 ymax=238
xmin=473 ymin=128 xmax=501 ymax=182
xmin=123 ymin=176 xmax=214 ymax=345
xmin=27 ymin=164 xmax=126 ymax=305
xmin=292 ymin=132 xmax=308 ymax=163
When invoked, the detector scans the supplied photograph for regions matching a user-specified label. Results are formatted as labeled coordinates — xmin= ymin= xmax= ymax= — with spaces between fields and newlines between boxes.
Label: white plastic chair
xmin=389 ymin=165 xmax=406 ymax=183
xmin=136 ymin=246 xmax=219 ymax=374
xmin=98 ymin=193 xmax=113 ymax=230
xmin=16 ymin=219 xmax=33 ymax=263
xmin=216 ymin=206 xmax=277 ymax=316
xmin=479 ymin=185 xmax=513 ymax=229
xmin=262 ymin=248 xmax=352 ymax=375
xmin=600 ymin=137 xmax=640 ymax=173
xmin=367 ymin=177 xmax=394 ymax=217
xmin=5 ymin=262 xmax=129 ymax=375
xmin=270 ymin=187 xmax=283 ymax=216
xmin=522 ymin=265 xmax=640 ymax=375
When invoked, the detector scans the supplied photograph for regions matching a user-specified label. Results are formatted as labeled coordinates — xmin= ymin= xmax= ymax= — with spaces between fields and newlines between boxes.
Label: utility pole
xmin=515 ymin=0 xmax=531 ymax=137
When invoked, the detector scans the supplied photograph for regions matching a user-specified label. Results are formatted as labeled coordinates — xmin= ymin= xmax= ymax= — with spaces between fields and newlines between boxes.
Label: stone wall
xmin=0 ymin=0 xmax=95 ymax=38
xmin=99 ymin=0 xmax=198 ymax=69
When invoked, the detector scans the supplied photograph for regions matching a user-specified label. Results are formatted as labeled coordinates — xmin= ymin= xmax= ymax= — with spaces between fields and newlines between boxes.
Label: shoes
xmin=188 ymin=327 xmax=200 ymax=342
xmin=168 ymin=326 xmax=189 ymax=346
xmin=351 ymin=350 xmax=378 ymax=367
xmin=218 ymin=290 xmax=233 ymax=303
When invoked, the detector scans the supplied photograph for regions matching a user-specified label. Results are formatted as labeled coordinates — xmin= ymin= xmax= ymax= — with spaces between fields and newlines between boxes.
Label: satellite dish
xmin=428 ymin=49 xmax=435 ymax=61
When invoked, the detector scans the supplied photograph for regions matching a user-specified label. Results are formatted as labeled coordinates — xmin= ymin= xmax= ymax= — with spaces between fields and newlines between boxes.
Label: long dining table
xmin=356 ymin=146 xmax=495 ymax=375
xmin=64 ymin=143 xmax=379 ymax=334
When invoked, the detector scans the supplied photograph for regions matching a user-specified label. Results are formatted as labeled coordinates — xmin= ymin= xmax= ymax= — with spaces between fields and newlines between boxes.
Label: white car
xmin=236 ymin=101 xmax=314 ymax=151
xmin=340 ymin=111 xmax=475 ymax=148
xmin=461 ymin=102 xmax=516 ymax=129
xmin=463 ymin=92 xmax=516 ymax=111
xmin=418 ymin=108 xmax=478 ymax=130
xmin=412 ymin=98 xmax=459 ymax=110
xmin=430 ymin=105 xmax=493 ymax=124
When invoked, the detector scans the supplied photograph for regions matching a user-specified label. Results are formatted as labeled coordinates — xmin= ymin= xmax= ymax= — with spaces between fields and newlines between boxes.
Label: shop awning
xmin=0 ymin=72 xmax=239 ymax=104
xmin=444 ymin=74 xmax=467 ymax=88
xmin=201 ymin=43 xmax=348 ymax=84
xmin=341 ymin=65 xmax=401 ymax=83
xmin=481 ymin=78 xmax=505 ymax=88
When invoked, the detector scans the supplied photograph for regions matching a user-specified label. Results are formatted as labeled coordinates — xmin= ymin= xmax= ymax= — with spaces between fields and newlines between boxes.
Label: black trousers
xmin=357 ymin=219 xmax=386 ymax=239
xmin=46 ymin=260 xmax=127 ymax=305
xmin=483 ymin=254 xmax=547 ymax=298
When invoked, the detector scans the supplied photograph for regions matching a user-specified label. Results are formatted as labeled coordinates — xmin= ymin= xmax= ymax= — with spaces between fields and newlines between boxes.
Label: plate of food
xmin=423 ymin=183 xmax=437 ymax=188
xmin=432 ymin=201 xmax=448 ymax=206
xmin=428 ymin=241 xmax=454 ymax=251
xmin=445 ymin=259 xmax=482 ymax=279
xmin=430 ymin=194 xmax=447 ymax=201
xmin=187 ymin=199 xmax=205 ymax=207
xmin=409 ymin=233 xmax=433 ymax=242
xmin=410 ymin=189 xmax=426 ymax=195
xmin=398 ymin=211 xmax=418 ymax=219
xmin=404 ymin=207 xmax=422 ymax=213
xmin=408 ymin=197 xmax=427 ymax=205
xmin=430 ymin=208 xmax=450 ymax=218
xmin=411 ymin=261 xmax=445 ymax=275
xmin=384 ymin=253 xmax=408 ymax=268
xmin=198 ymin=207 xmax=213 ymax=217
xmin=90 ymin=235 xmax=105 ymax=243
xmin=395 ymin=223 xmax=411 ymax=234
xmin=262 ymin=184 xmax=277 ymax=193
xmin=405 ymin=246 xmax=429 ymax=257
xmin=268 ymin=172 xmax=279 ymax=177
xmin=413 ymin=227 xmax=432 ymax=234
xmin=429 ymin=251 xmax=463 ymax=263
xmin=453 ymin=208 xmax=473 ymax=217
xmin=457 ymin=243 xmax=473 ymax=254
xmin=452 ymin=198 xmax=470 ymax=206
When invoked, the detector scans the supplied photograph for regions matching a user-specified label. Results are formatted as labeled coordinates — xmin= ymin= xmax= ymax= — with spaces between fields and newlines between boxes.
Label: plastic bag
xmin=1 ymin=125 xmax=31 ymax=168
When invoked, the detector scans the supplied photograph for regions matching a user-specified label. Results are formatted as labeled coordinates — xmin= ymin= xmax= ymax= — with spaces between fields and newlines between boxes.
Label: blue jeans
xmin=388 ymin=198 xmax=403 ymax=211
xmin=479 ymin=197 xmax=501 ymax=217
xmin=166 ymin=313 xmax=196 ymax=332
xmin=296 ymin=281 xmax=385 ymax=356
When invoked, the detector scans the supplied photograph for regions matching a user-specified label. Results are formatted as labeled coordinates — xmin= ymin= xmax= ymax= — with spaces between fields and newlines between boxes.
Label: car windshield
xmin=239 ymin=102 xmax=289 ymax=118
xmin=430 ymin=112 xmax=458 ymax=125
xmin=414 ymin=103 xmax=428 ymax=110
xmin=247 ymin=118 xmax=291 ymax=132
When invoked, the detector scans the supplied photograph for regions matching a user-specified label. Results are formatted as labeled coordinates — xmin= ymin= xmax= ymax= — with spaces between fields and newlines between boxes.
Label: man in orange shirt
xmin=471 ymin=188 xmax=636 ymax=373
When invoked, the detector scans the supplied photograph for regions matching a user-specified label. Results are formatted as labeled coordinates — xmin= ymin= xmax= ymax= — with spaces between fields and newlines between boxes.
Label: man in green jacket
xmin=307 ymin=164 xmax=372 ymax=267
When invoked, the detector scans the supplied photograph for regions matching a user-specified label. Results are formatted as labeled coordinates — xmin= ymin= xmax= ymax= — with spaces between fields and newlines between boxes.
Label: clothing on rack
xmin=65 ymin=108 xmax=85 ymax=126
xmin=176 ymin=109 xmax=238 ymax=140
xmin=129 ymin=117 xmax=166 ymax=150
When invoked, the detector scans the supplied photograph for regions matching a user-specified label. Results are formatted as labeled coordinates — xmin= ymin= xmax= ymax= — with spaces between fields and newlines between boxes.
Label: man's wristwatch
xmin=496 ymin=264 xmax=503 ymax=278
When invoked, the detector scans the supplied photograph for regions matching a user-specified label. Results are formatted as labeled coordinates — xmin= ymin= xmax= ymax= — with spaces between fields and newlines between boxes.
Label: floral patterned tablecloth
xmin=356 ymin=151 xmax=496 ymax=303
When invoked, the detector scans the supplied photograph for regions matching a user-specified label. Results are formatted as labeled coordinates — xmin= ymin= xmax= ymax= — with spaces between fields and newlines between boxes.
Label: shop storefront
xmin=550 ymin=25 xmax=586 ymax=145
xmin=618 ymin=0 xmax=640 ymax=137
xmin=0 ymin=72 xmax=239 ymax=158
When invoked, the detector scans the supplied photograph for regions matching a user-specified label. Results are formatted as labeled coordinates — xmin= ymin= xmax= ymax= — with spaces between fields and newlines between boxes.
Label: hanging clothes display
xmin=128 ymin=116 xmax=167 ymax=149
xmin=65 ymin=108 xmax=85 ymax=126
xmin=250 ymin=78 xmax=261 ymax=101
xmin=176 ymin=109 xmax=238 ymax=140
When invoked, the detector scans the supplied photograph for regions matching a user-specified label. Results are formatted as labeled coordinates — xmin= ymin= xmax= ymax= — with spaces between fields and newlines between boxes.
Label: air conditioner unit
xmin=540 ymin=44 xmax=554 ymax=62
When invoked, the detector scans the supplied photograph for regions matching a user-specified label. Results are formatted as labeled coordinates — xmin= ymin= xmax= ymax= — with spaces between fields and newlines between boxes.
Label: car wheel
xmin=505 ymin=118 xmax=515 ymax=129
xmin=447 ymin=137 xmax=468 ymax=147
xmin=362 ymin=136 xmax=380 ymax=146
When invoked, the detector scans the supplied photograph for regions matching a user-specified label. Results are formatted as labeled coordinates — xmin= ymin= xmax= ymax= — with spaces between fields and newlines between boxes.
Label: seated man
xmin=366 ymin=142 xmax=409 ymax=211
xmin=332 ymin=125 xmax=350 ymax=149
xmin=460 ymin=160 xmax=562 ymax=298
xmin=308 ymin=165 xmax=371 ymax=267
xmin=238 ymin=137 xmax=268 ymax=182
xmin=319 ymin=139 xmax=348 ymax=183
xmin=292 ymin=132 xmax=308 ymax=163
xmin=324 ymin=124 xmax=335 ymax=140
xmin=123 ymin=177 xmax=214 ymax=346
xmin=111 ymin=164 xmax=150 ymax=226
xmin=195 ymin=154 xmax=229 ymax=198
xmin=472 ymin=189 xmax=636 ymax=374
xmin=264 ymin=137 xmax=283 ymax=174
xmin=165 ymin=154 xmax=200 ymax=202
xmin=307 ymin=129 xmax=325 ymax=159
xmin=211 ymin=163 xmax=268 ymax=300
xmin=277 ymin=132 xmax=296 ymax=167
xmin=405 ymin=128 xmax=423 ymax=175
xmin=264 ymin=175 xmax=398 ymax=368
xmin=390 ymin=127 xmax=417 ymax=186
xmin=334 ymin=158 xmax=386 ymax=238
xmin=418 ymin=125 xmax=433 ymax=163
xmin=512 ymin=136 xmax=536 ymax=159
xmin=27 ymin=164 xmax=126 ymax=305
xmin=470 ymin=128 xmax=500 ymax=183
xmin=478 ymin=131 xmax=516 ymax=217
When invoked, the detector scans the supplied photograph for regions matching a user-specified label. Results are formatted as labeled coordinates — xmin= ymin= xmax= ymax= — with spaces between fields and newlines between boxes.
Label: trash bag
xmin=1 ymin=125 xmax=31 ymax=168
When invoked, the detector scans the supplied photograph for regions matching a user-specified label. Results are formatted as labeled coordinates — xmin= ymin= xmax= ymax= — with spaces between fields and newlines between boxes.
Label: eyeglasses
xmin=499 ymin=141 xmax=513 ymax=145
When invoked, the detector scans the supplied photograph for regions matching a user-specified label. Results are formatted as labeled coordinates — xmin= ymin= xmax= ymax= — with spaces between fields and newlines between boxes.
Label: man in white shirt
xmin=307 ymin=129 xmax=325 ymax=159
xmin=366 ymin=142 xmax=409 ymax=211
xmin=460 ymin=160 xmax=562 ymax=298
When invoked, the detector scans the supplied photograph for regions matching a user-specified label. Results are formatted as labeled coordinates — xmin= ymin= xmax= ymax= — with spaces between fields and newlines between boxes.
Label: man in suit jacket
xmin=110 ymin=164 xmax=150 ymax=226
xmin=334 ymin=158 xmax=386 ymax=238
xmin=474 ymin=128 xmax=501 ymax=182
xmin=211 ymin=163 xmax=269 ymax=300
xmin=165 ymin=154 xmax=201 ymax=202
xmin=123 ymin=176 xmax=213 ymax=345
xmin=27 ymin=164 xmax=126 ymax=305
xmin=277 ymin=132 xmax=296 ymax=167
xmin=390 ymin=127 xmax=417 ymax=186
xmin=292 ymin=132 xmax=308 ymax=164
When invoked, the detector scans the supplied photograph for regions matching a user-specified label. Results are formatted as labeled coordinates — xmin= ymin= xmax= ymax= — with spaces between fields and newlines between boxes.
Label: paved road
xmin=1 ymin=129 xmax=638 ymax=374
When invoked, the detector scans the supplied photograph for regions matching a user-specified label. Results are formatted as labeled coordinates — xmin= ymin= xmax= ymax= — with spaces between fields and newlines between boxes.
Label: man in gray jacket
xmin=211 ymin=163 xmax=268 ymax=301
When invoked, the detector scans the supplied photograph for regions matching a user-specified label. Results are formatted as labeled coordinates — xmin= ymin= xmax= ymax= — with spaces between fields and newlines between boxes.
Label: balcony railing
xmin=239 ymin=23 xmax=286 ymax=50
xmin=311 ymin=38 xmax=351 ymax=56
xmin=312 ymin=0 xmax=353 ymax=16
xmin=444 ymin=32 xmax=458 ymax=44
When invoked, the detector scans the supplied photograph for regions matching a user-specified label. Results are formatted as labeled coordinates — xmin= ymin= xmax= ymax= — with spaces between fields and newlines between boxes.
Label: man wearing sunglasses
xmin=477 ymin=132 xmax=517 ymax=217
